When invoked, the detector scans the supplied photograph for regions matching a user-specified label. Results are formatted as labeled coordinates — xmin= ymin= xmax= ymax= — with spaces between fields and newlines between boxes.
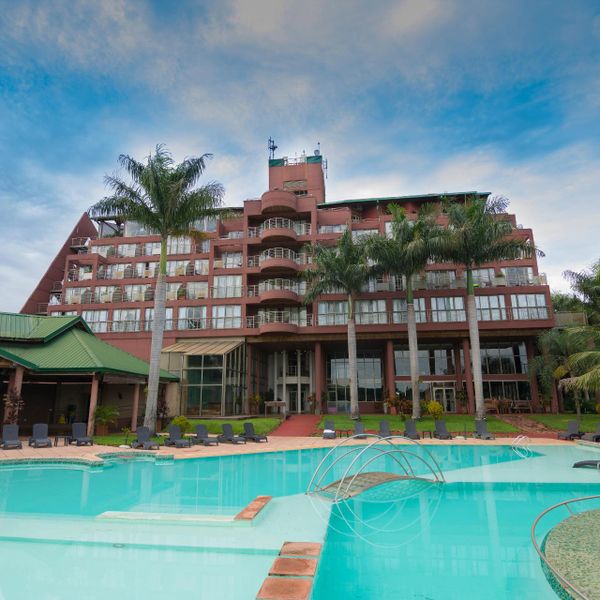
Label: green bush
xmin=170 ymin=415 xmax=192 ymax=433
xmin=596 ymin=403 xmax=600 ymax=415
xmin=426 ymin=400 xmax=444 ymax=420
xmin=94 ymin=405 xmax=119 ymax=425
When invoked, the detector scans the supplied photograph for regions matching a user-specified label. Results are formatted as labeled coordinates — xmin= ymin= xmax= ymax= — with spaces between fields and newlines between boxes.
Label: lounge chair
xmin=218 ymin=423 xmax=246 ymax=444
xmin=573 ymin=460 xmax=600 ymax=469
xmin=379 ymin=421 xmax=393 ymax=437
xmin=558 ymin=420 xmax=583 ymax=441
xmin=164 ymin=425 xmax=192 ymax=448
xmin=131 ymin=426 xmax=160 ymax=450
xmin=241 ymin=422 xmax=268 ymax=443
xmin=403 ymin=419 xmax=420 ymax=440
xmin=354 ymin=421 xmax=367 ymax=439
xmin=433 ymin=420 xmax=453 ymax=440
xmin=191 ymin=424 xmax=219 ymax=446
xmin=1 ymin=424 xmax=22 ymax=450
xmin=474 ymin=419 xmax=495 ymax=440
xmin=581 ymin=423 xmax=600 ymax=443
xmin=323 ymin=419 xmax=336 ymax=440
xmin=28 ymin=423 xmax=52 ymax=448
xmin=71 ymin=422 xmax=93 ymax=446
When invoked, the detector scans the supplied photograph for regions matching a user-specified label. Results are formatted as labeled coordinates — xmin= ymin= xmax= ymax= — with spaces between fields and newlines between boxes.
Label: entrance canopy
xmin=162 ymin=338 xmax=243 ymax=356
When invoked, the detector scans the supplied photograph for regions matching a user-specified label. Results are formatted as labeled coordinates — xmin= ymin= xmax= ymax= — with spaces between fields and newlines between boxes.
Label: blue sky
xmin=1 ymin=0 xmax=599 ymax=311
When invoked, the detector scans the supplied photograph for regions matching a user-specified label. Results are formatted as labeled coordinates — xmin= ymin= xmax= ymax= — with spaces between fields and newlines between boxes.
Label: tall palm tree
xmin=439 ymin=195 xmax=541 ymax=419
xmin=562 ymin=327 xmax=600 ymax=395
xmin=563 ymin=260 xmax=600 ymax=325
xmin=304 ymin=231 xmax=373 ymax=419
xmin=364 ymin=204 xmax=442 ymax=419
xmin=89 ymin=145 xmax=224 ymax=432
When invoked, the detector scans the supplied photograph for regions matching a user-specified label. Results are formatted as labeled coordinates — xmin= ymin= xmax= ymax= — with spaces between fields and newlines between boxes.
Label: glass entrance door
xmin=287 ymin=385 xmax=310 ymax=413
xmin=433 ymin=386 xmax=456 ymax=412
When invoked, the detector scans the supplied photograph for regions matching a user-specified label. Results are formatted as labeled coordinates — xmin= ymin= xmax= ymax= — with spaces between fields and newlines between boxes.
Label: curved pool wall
xmin=0 ymin=444 xmax=598 ymax=599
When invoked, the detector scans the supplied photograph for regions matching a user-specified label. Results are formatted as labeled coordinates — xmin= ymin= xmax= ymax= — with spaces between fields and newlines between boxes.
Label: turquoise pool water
xmin=0 ymin=444 xmax=599 ymax=599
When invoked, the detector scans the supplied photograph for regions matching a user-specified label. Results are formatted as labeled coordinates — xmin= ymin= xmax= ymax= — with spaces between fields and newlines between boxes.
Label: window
xmin=167 ymin=236 xmax=192 ymax=255
xmin=112 ymin=308 xmax=140 ymax=332
xmin=94 ymin=286 xmax=118 ymax=303
xmin=124 ymin=221 xmax=154 ymax=236
xmin=82 ymin=310 xmax=108 ymax=333
xmin=195 ymin=259 xmax=209 ymax=275
xmin=426 ymin=270 xmax=456 ymax=289
xmin=480 ymin=342 xmax=528 ymax=374
xmin=356 ymin=299 xmax=387 ymax=324
xmin=327 ymin=352 xmax=383 ymax=408
xmin=212 ymin=305 xmax=241 ymax=329
xmin=144 ymin=242 xmax=161 ymax=256
xmin=351 ymin=229 xmax=378 ymax=241
xmin=213 ymin=275 xmax=242 ymax=298
xmin=166 ymin=260 xmax=192 ymax=276
xmin=91 ymin=245 xmax=113 ymax=258
xmin=257 ymin=307 xmax=309 ymax=326
xmin=135 ymin=262 xmax=158 ymax=278
xmin=511 ymin=294 xmax=548 ymax=319
xmin=193 ymin=216 xmax=217 ymax=232
xmin=472 ymin=268 xmax=495 ymax=286
xmin=123 ymin=284 xmax=151 ymax=302
xmin=318 ymin=301 xmax=348 ymax=325
xmin=318 ymin=224 xmax=346 ymax=234
xmin=64 ymin=287 xmax=90 ymax=305
xmin=196 ymin=239 xmax=211 ymax=253
xmin=392 ymin=298 xmax=426 ymax=323
xmin=476 ymin=295 xmax=507 ymax=321
xmin=186 ymin=281 xmax=209 ymax=299
xmin=177 ymin=306 xmax=206 ymax=330
xmin=431 ymin=297 xmax=465 ymax=322
xmin=394 ymin=345 xmax=456 ymax=376
xmin=117 ymin=243 xmax=138 ymax=258
xmin=503 ymin=267 xmax=533 ymax=286
xmin=144 ymin=307 xmax=173 ymax=331
xmin=220 ymin=252 xmax=243 ymax=268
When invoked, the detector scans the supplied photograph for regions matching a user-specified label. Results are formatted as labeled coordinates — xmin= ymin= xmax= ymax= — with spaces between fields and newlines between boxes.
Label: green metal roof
xmin=318 ymin=191 xmax=491 ymax=208
xmin=0 ymin=312 xmax=91 ymax=343
xmin=0 ymin=314 xmax=177 ymax=381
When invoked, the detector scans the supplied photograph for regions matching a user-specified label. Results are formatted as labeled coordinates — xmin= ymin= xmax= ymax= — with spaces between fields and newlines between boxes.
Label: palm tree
xmin=438 ymin=195 xmax=541 ymax=419
xmin=563 ymin=260 xmax=600 ymax=325
xmin=89 ymin=145 xmax=224 ymax=432
xmin=304 ymin=231 xmax=373 ymax=419
xmin=364 ymin=204 xmax=442 ymax=418
xmin=562 ymin=327 xmax=600 ymax=395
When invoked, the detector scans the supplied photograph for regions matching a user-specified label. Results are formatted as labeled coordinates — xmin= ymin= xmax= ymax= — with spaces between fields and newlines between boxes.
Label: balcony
xmin=256 ymin=279 xmax=302 ymax=303
xmin=260 ymin=190 xmax=297 ymax=214
xmin=554 ymin=311 xmax=587 ymax=327
xmin=247 ymin=311 xmax=313 ymax=334
xmin=257 ymin=248 xmax=308 ymax=273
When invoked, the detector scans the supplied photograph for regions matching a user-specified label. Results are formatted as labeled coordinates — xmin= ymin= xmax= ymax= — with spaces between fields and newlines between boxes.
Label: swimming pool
xmin=0 ymin=444 xmax=598 ymax=599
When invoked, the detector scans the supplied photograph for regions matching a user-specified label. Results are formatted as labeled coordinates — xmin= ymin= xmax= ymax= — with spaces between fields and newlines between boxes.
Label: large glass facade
xmin=480 ymin=342 xmax=528 ymax=374
xmin=327 ymin=352 xmax=383 ymax=412
xmin=394 ymin=345 xmax=456 ymax=376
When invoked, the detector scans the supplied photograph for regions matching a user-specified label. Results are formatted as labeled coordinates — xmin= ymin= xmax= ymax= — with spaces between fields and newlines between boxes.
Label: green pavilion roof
xmin=0 ymin=313 xmax=177 ymax=381
xmin=319 ymin=191 xmax=491 ymax=208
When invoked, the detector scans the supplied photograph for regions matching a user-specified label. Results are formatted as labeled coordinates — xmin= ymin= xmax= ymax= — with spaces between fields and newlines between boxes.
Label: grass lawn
xmin=527 ymin=414 xmax=600 ymax=433
xmin=317 ymin=414 xmax=518 ymax=434
xmin=94 ymin=417 xmax=282 ymax=446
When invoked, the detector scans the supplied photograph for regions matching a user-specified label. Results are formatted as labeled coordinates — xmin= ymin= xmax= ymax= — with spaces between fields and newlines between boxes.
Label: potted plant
xmin=425 ymin=400 xmax=444 ymax=421
xmin=94 ymin=405 xmax=119 ymax=436
xmin=248 ymin=393 xmax=261 ymax=415
xmin=307 ymin=393 xmax=317 ymax=414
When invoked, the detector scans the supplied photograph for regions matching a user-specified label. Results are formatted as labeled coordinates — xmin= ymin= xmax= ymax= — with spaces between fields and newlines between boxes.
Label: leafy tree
xmin=438 ymin=195 xmax=542 ymax=419
xmin=364 ymin=204 xmax=442 ymax=418
xmin=304 ymin=231 xmax=374 ymax=419
xmin=89 ymin=145 xmax=224 ymax=432
xmin=563 ymin=260 xmax=600 ymax=325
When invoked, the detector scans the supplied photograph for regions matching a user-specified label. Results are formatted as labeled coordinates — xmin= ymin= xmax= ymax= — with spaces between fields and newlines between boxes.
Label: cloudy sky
xmin=1 ymin=0 xmax=599 ymax=311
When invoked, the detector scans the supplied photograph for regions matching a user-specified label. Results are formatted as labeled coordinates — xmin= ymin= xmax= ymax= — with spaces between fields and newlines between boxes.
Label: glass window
xmin=503 ymin=267 xmax=533 ymax=286
xmin=167 ymin=236 xmax=192 ymax=255
xmin=431 ymin=296 xmax=466 ymax=322
xmin=124 ymin=221 xmax=154 ymax=236
xmin=195 ymin=259 xmax=209 ymax=275
xmin=82 ymin=310 xmax=108 ymax=333
xmin=123 ymin=284 xmax=152 ymax=302
xmin=318 ymin=224 xmax=346 ymax=234
xmin=166 ymin=260 xmax=192 ymax=276
xmin=480 ymin=342 xmax=528 ymax=374
xmin=327 ymin=352 xmax=383 ymax=409
xmin=426 ymin=271 xmax=456 ymax=289
xmin=186 ymin=281 xmax=209 ymax=299
xmin=144 ymin=242 xmax=161 ymax=256
xmin=356 ymin=299 xmax=387 ymax=324
xmin=112 ymin=308 xmax=140 ymax=332
xmin=213 ymin=275 xmax=242 ymax=298
xmin=135 ymin=262 xmax=158 ymax=278
xmin=193 ymin=216 xmax=217 ymax=232
xmin=351 ymin=229 xmax=378 ymax=241
xmin=91 ymin=245 xmax=114 ymax=258
xmin=318 ymin=301 xmax=348 ymax=325
xmin=117 ymin=243 xmax=139 ymax=258
xmin=472 ymin=268 xmax=495 ymax=285
xmin=64 ymin=287 xmax=91 ymax=305
xmin=220 ymin=252 xmax=243 ymax=268
xmin=197 ymin=239 xmax=211 ymax=253
xmin=511 ymin=294 xmax=548 ymax=320
xmin=392 ymin=298 xmax=426 ymax=323
xmin=177 ymin=306 xmax=207 ymax=330
xmin=144 ymin=307 xmax=173 ymax=331
xmin=212 ymin=305 xmax=241 ymax=329
xmin=94 ymin=286 xmax=118 ymax=303
xmin=475 ymin=295 xmax=507 ymax=321
xmin=394 ymin=345 xmax=455 ymax=376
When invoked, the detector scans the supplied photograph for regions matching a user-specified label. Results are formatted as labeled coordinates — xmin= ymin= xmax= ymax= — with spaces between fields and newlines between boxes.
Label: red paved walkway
xmin=270 ymin=415 xmax=321 ymax=437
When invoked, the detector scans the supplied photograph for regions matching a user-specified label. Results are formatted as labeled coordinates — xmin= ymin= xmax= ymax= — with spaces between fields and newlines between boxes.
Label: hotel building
xmin=23 ymin=149 xmax=558 ymax=417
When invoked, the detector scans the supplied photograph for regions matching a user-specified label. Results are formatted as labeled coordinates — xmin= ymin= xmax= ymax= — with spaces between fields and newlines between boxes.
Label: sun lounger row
xmin=558 ymin=420 xmax=600 ymax=442
xmin=0 ymin=423 xmax=93 ymax=450
xmin=322 ymin=419 xmax=496 ymax=440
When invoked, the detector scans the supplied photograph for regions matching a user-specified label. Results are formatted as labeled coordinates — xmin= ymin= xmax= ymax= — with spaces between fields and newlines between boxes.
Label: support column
xmin=385 ymin=340 xmax=395 ymax=398
xmin=87 ymin=373 xmax=100 ymax=437
xmin=296 ymin=349 xmax=301 ymax=414
xmin=244 ymin=344 xmax=252 ymax=414
xmin=272 ymin=352 xmax=278 ymax=402
xmin=315 ymin=342 xmax=324 ymax=413
xmin=453 ymin=344 xmax=464 ymax=413
xmin=526 ymin=339 xmax=540 ymax=411
xmin=282 ymin=350 xmax=287 ymax=414
xmin=131 ymin=383 xmax=141 ymax=431
xmin=462 ymin=339 xmax=475 ymax=414
xmin=4 ymin=366 xmax=25 ymax=422
xmin=308 ymin=350 xmax=314 ymax=395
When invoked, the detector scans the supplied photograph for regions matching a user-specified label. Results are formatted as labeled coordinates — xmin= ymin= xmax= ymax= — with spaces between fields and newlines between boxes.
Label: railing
xmin=210 ymin=286 xmax=244 ymax=299
xmin=71 ymin=237 xmax=95 ymax=248
xmin=254 ymin=247 xmax=311 ymax=265
xmin=555 ymin=311 xmax=588 ymax=327
xmin=247 ymin=312 xmax=313 ymax=328
xmin=531 ymin=495 xmax=600 ymax=600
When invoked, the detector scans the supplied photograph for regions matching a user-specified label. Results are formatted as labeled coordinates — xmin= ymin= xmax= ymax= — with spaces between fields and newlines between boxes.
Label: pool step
xmin=235 ymin=495 xmax=272 ymax=521
xmin=256 ymin=541 xmax=322 ymax=600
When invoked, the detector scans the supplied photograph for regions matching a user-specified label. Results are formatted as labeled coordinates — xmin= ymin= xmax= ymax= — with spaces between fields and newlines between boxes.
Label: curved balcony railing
xmin=258 ymin=278 xmax=305 ymax=294
xmin=247 ymin=311 xmax=313 ymax=328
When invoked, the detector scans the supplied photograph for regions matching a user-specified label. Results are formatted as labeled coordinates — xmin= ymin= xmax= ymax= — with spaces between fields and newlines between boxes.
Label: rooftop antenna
xmin=314 ymin=142 xmax=321 ymax=156
xmin=268 ymin=137 xmax=278 ymax=160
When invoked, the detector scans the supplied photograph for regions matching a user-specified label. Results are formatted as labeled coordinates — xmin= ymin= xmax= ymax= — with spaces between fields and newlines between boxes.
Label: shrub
xmin=426 ymin=400 xmax=444 ymax=421
xmin=94 ymin=405 xmax=119 ymax=425
xmin=171 ymin=415 xmax=192 ymax=433
xmin=596 ymin=403 xmax=600 ymax=415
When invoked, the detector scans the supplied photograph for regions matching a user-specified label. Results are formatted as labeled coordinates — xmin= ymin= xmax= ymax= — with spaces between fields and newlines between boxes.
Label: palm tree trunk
xmin=347 ymin=295 xmax=359 ymax=420
xmin=575 ymin=390 xmax=582 ymax=419
xmin=144 ymin=238 xmax=168 ymax=433
xmin=466 ymin=270 xmax=485 ymax=419
xmin=406 ymin=278 xmax=420 ymax=419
